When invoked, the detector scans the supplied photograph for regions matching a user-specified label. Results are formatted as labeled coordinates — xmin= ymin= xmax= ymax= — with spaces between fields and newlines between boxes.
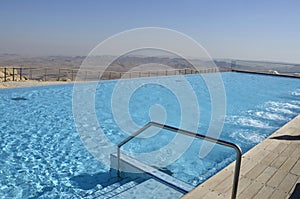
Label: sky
xmin=0 ymin=0 xmax=300 ymax=63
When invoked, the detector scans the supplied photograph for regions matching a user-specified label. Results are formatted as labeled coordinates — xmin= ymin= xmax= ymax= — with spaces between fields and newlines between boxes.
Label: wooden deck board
xmin=182 ymin=114 xmax=300 ymax=199
xmin=253 ymin=185 xmax=275 ymax=199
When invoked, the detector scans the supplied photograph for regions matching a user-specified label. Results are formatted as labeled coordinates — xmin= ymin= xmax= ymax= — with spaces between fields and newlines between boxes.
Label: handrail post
xmin=231 ymin=147 xmax=242 ymax=199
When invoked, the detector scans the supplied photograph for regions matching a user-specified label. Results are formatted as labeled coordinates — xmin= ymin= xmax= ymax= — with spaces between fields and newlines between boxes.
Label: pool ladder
xmin=117 ymin=122 xmax=242 ymax=199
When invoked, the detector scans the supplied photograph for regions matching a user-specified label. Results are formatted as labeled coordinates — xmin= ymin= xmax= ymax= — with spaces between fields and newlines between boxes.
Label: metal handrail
xmin=117 ymin=121 xmax=242 ymax=199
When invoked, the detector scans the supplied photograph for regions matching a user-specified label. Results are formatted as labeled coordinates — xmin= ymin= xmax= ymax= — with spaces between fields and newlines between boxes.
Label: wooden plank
xmin=236 ymin=177 xmax=252 ymax=195
xmin=279 ymin=157 xmax=298 ymax=172
xmin=182 ymin=184 xmax=210 ymax=198
xmin=260 ymin=152 xmax=278 ymax=166
xmin=247 ymin=149 xmax=269 ymax=163
xmin=273 ymin=143 xmax=288 ymax=154
xmin=205 ymin=190 xmax=226 ymax=199
xmin=239 ymin=181 xmax=263 ymax=199
xmin=214 ymin=174 xmax=233 ymax=193
xmin=290 ymin=159 xmax=300 ymax=176
xmin=240 ymin=159 xmax=257 ymax=176
xmin=277 ymin=173 xmax=298 ymax=194
xmin=280 ymin=143 xmax=298 ymax=157
xmin=267 ymin=170 xmax=288 ymax=188
xmin=265 ymin=141 xmax=280 ymax=151
xmin=291 ymin=147 xmax=300 ymax=158
xmin=254 ymin=149 xmax=270 ymax=163
xmin=204 ymin=168 xmax=233 ymax=190
xmin=269 ymin=189 xmax=286 ymax=199
xmin=245 ymin=163 xmax=267 ymax=180
xmin=256 ymin=166 xmax=277 ymax=184
xmin=270 ymin=156 xmax=288 ymax=169
xmin=253 ymin=185 xmax=274 ymax=199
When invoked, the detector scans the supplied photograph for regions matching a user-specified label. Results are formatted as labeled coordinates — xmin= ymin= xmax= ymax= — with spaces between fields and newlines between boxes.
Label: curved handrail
xmin=117 ymin=121 xmax=242 ymax=199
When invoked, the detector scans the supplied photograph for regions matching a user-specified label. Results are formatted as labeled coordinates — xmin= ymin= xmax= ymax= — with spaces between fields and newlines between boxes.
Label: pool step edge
xmin=110 ymin=153 xmax=194 ymax=193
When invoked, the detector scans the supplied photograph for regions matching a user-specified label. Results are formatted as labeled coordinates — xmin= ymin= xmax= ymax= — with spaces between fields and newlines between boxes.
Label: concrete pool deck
xmin=182 ymin=114 xmax=300 ymax=199
xmin=0 ymin=80 xmax=73 ymax=89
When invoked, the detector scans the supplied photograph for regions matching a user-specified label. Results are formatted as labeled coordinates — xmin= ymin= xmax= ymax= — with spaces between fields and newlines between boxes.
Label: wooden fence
xmin=0 ymin=66 xmax=228 ymax=82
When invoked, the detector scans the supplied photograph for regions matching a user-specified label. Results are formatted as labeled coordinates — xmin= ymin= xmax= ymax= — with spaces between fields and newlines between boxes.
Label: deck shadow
xmin=270 ymin=135 xmax=300 ymax=141
xmin=289 ymin=183 xmax=300 ymax=199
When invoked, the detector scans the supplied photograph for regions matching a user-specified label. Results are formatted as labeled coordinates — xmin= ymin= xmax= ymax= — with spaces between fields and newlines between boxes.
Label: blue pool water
xmin=0 ymin=72 xmax=300 ymax=198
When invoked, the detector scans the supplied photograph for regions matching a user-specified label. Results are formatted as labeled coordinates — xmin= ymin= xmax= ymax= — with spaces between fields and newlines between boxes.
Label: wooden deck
xmin=182 ymin=114 xmax=300 ymax=199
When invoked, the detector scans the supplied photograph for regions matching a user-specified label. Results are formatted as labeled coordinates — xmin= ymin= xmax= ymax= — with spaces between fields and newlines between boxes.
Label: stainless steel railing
xmin=117 ymin=121 xmax=242 ymax=199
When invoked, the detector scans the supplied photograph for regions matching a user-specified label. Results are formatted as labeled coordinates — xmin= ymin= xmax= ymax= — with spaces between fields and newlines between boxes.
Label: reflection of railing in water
xmin=0 ymin=66 xmax=228 ymax=82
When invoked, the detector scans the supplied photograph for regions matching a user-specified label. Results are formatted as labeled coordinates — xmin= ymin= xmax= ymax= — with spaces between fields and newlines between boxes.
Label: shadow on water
xmin=69 ymin=170 xmax=118 ymax=190
xmin=28 ymin=170 xmax=118 ymax=199
xmin=270 ymin=135 xmax=300 ymax=141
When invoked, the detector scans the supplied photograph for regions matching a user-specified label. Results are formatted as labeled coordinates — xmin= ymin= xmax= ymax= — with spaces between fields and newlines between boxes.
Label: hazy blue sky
xmin=1 ymin=0 xmax=299 ymax=63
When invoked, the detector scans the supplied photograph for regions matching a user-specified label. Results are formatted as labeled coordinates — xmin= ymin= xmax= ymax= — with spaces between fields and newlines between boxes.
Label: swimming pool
xmin=0 ymin=72 xmax=299 ymax=198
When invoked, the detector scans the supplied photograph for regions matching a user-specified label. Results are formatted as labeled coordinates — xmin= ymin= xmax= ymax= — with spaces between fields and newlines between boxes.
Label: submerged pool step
xmin=110 ymin=153 xmax=194 ymax=193
xmin=110 ymin=178 xmax=184 ymax=199
xmin=82 ymin=153 xmax=194 ymax=199
xmin=82 ymin=177 xmax=144 ymax=199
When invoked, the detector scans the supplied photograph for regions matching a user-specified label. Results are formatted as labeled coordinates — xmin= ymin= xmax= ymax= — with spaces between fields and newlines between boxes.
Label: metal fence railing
xmin=1 ymin=60 xmax=299 ymax=83
xmin=0 ymin=66 xmax=226 ymax=82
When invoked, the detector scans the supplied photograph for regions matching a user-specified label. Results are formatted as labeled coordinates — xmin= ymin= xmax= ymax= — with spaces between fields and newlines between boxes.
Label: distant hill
xmin=1 ymin=54 xmax=298 ymax=74
xmin=0 ymin=54 xmax=231 ymax=71
xmin=0 ymin=55 xmax=85 ymax=68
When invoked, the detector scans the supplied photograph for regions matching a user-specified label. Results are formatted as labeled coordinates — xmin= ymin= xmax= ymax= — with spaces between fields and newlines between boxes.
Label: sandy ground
xmin=0 ymin=80 xmax=73 ymax=89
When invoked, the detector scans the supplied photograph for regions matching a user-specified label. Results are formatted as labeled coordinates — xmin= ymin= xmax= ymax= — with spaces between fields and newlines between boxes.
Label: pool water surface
xmin=0 ymin=72 xmax=299 ymax=198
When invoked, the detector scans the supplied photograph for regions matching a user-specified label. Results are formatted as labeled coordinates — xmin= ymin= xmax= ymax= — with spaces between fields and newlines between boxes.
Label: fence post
xmin=20 ymin=67 xmax=23 ymax=81
xmin=4 ymin=67 xmax=7 ymax=81
xmin=12 ymin=67 xmax=15 ymax=81
xmin=44 ymin=68 xmax=47 ymax=81
xmin=231 ymin=60 xmax=236 ymax=71
xmin=29 ymin=68 xmax=32 ymax=79
xmin=71 ymin=69 xmax=74 ymax=81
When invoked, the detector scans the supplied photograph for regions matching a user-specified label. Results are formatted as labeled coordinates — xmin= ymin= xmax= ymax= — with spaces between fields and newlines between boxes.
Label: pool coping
xmin=231 ymin=69 xmax=300 ymax=79
xmin=181 ymin=114 xmax=300 ymax=198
